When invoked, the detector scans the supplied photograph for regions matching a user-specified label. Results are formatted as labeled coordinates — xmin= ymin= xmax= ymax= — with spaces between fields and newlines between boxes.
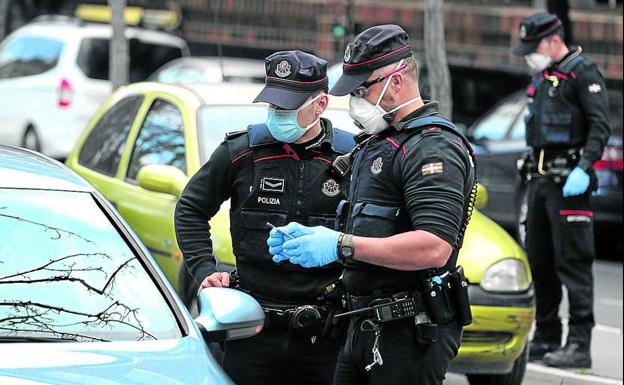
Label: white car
xmin=0 ymin=16 xmax=189 ymax=159
xmin=149 ymin=56 xmax=266 ymax=85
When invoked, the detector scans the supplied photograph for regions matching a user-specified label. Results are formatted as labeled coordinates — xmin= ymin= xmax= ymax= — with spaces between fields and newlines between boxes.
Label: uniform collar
xmin=392 ymin=101 xmax=440 ymax=131
xmin=298 ymin=117 xmax=334 ymax=150
xmin=553 ymin=45 xmax=582 ymax=68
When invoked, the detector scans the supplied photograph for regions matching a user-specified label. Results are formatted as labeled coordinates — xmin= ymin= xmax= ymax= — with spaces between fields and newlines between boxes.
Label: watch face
xmin=341 ymin=246 xmax=353 ymax=258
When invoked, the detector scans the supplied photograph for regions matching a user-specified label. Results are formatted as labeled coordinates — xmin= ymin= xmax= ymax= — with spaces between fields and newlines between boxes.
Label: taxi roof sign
xmin=74 ymin=4 xmax=179 ymax=30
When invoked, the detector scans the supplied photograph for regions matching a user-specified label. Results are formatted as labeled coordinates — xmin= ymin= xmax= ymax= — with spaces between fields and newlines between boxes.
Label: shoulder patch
xmin=587 ymin=83 xmax=602 ymax=94
xmin=421 ymin=161 xmax=444 ymax=176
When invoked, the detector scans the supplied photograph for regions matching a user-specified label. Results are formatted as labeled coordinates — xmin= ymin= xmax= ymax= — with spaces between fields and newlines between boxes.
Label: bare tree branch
xmin=1 ymin=256 xmax=134 ymax=296
xmin=0 ymin=212 xmax=95 ymax=245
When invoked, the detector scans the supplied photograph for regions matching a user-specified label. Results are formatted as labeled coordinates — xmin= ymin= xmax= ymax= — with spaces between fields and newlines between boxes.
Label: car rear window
xmin=0 ymin=36 xmax=63 ymax=79
xmin=0 ymin=189 xmax=182 ymax=341
xmin=77 ymin=37 xmax=185 ymax=81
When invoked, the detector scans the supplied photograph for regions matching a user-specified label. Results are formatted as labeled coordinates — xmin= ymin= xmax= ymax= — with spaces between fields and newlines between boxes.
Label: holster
xmin=449 ymin=265 xmax=472 ymax=326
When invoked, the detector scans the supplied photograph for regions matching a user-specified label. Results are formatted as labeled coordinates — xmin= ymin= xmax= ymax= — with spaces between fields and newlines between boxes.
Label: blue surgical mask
xmin=266 ymin=95 xmax=320 ymax=143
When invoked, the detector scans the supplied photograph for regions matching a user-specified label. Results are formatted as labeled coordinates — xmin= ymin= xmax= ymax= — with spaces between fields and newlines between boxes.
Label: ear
xmin=316 ymin=94 xmax=329 ymax=115
xmin=390 ymin=74 xmax=403 ymax=95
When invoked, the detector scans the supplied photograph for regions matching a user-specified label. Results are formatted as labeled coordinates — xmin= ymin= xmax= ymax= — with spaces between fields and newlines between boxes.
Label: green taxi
xmin=66 ymin=81 xmax=534 ymax=385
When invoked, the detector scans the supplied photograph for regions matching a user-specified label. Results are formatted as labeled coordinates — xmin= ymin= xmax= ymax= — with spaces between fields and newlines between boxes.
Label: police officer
xmin=268 ymin=25 xmax=476 ymax=385
xmin=174 ymin=50 xmax=355 ymax=385
xmin=513 ymin=13 xmax=610 ymax=368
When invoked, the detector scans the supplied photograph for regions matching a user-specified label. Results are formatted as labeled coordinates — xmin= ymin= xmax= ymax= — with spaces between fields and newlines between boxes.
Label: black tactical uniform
xmin=514 ymin=13 xmax=610 ymax=367
xmin=328 ymin=25 xmax=476 ymax=385
xmin=174 ymin=51 xmax=355 ymax=385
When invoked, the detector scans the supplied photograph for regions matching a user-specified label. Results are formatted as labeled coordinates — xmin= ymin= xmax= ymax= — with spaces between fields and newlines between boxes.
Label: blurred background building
xmin=1 ymin=0 xmax=621 ymax=126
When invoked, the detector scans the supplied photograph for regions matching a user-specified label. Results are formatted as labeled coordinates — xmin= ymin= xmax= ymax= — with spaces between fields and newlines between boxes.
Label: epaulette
xmin=248 ymin=123 xmax=279 ymax=147
xmin=398 ymin=116 xmax=474 ymax=156
xmin=224 ymin=129 xmax=247 ymax=141
xmin=332 ymin=128 xmax=356 ymax=155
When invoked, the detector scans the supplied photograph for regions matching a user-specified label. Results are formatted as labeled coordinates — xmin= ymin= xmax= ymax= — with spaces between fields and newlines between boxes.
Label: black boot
xmin=543 ymin=342 xmax=592 ymax=368
xmin=529 ymin=339 xmax=560 ymax=361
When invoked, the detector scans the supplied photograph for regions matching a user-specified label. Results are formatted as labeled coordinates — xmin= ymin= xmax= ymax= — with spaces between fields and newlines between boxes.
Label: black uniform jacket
xmin=175 ymin=118 xmax=354 ymax=303
xmin=526 ymin=46 xmax=610 ymax=172
xmin=341 ymin=102 xmax=476 ymax=295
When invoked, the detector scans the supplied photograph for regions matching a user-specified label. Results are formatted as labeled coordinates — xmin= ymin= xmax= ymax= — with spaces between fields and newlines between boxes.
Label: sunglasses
xmin=350 ymin=63 xmax=407 ymax=98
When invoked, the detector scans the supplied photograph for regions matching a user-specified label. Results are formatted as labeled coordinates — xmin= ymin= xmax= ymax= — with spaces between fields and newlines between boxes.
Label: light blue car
xmin=0 ymin=145 xmax=264 ymax=385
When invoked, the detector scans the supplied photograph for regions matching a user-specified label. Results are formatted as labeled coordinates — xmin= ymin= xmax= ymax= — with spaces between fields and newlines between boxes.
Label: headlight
xmin=480 ymin=258 xmax=530 ymax=292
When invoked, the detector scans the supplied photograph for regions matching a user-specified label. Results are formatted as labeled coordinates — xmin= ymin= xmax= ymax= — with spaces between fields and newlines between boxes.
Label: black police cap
xmin=513 ymin=13 xmax=563 ymax=56
xmin=253 ymin=50 xmax=328 ymax=110
xmin=330 ymin=24 xmax=413 ymax=96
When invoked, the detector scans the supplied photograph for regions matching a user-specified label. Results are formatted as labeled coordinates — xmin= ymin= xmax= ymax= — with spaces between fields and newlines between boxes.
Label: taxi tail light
xmin=58 ymin=78 xmax=73 ymax=109
xmin=594 ymin=144 xmax=623 ymax=171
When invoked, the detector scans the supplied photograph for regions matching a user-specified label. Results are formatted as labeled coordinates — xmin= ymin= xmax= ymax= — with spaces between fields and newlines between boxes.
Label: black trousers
xmin=333 ymin=317 xmax=462 ymax=385
xmin=526 ymin=177 xmax=595 ymax=347
xmin=223 ymin=327 xmax=341 ymax=385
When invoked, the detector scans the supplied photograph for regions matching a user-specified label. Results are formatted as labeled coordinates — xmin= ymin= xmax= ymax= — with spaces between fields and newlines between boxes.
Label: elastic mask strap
xmin=387 ymin=96 xmax=422 ymax=115
xmin=299 ymin=94 xmax=322 ymax=130
xmin=298 ymin=94 xmax=321 ymax=112
xmin=375 ymin=59 xmax=405 ymax=108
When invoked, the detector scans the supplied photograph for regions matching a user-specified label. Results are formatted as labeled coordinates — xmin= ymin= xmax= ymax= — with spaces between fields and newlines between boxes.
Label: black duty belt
xmin=260 ymin=301 xmax=328 ymax=331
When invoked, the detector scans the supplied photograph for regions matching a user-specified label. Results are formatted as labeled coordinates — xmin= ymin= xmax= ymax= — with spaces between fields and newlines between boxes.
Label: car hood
xmin=458 ymin=210 xmax=530 ymax=284
xmin=0 ymin=336 xmax=232 ymax=385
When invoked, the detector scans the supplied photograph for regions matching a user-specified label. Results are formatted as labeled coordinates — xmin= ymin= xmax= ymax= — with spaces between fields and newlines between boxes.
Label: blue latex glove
xmin=267 ymin=222 xmax=313 ymax=263
xmin=280 ymin=223 xmax=341 ymax=268
xmin=562 ymin=166 xmax=591 ymax=197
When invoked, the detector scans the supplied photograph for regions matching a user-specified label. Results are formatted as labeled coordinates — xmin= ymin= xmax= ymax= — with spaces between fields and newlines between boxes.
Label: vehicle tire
xmin=515 ymin=187 xmax=528 ymax=249
xmin=22 ymin=126 xmax=42 ymax=152
xmin=466 ymin=344 xmax=528 ymax=385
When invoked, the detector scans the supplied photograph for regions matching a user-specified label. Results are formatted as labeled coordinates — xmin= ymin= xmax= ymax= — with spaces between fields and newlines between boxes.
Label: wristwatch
xmin=338 ymin=233 xmax=354 ymax=260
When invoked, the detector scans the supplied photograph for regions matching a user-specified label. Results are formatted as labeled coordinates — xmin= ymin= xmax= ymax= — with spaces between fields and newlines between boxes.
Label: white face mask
xmin=349 ymin=70 xmax=421 ymax=135
xmin=524 ymin=53 xmax=551 ymax=73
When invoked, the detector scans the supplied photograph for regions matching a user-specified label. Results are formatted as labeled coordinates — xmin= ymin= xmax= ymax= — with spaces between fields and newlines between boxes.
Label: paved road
xmin=445 ymin=259 xmax=623 ymax=385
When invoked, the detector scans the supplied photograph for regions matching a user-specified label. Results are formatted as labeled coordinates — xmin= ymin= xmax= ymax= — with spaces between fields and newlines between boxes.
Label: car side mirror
xmin=194 ymin=287 xmax=265 ymax=342
xmin=136 ymin=164 xmax=188 ymax=197
xmin=475 ymin=183 xmax=488 ymax=210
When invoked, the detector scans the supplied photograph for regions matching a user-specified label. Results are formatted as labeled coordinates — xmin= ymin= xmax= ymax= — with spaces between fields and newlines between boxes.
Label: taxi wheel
xmin=22 ymin=126 xmax=41 ymax=152
xmin=466 ymin=344 xmax=528 ymax=385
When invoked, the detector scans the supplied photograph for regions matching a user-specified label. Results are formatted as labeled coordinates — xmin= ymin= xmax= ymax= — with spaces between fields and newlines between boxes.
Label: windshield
xmin=0 ymin=189 xmax=182 ymax=342
xmin=197 ymin=105 xmax=358 ymax=162
xmin=470 ymin=100 xmax=525 ymax=141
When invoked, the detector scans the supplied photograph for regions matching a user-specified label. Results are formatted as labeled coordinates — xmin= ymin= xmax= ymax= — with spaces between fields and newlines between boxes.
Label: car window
xmin=77 ymin=38 xmax=184 ymax=81
xmin=509 ymin=106 xmax=529 ymax=141
xmin=197 ymin=105 xmax=267 ymax=162
xmin=0 ymin=189 xmax=182 ymax=341
xmin=156 ymin=63 xmax=222 ymax=83
xmin=0 ymin=36 xmax=63 ymax=79
xmin=127 ymin=99 xmax=186 ymax=180
xmin=79 ymin=95 xmax=144 ymax=176
xmin=471 ymin=100 xmax=525 ymax=141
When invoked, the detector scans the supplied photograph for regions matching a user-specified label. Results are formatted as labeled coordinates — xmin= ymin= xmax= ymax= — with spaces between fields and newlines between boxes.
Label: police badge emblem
xmin=344 ymin=45 xmax=352 ymax=63
xmin=371 ymin=157 xmax=383 ymax=175
xmin=519 ymin=25 xmax=527 ymax=39
xmin=275 ymin=60 xmax=291 ymax=78
xmin=321 ymin=179 xmax=340 ymax=197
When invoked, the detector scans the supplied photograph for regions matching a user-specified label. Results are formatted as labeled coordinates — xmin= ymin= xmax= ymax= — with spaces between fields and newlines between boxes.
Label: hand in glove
xmin=280 ymin=223 xmax=341 ymax=268
xmin=562 ymin=166 xmax=590 ymax=197
xmin=267 ymin=222 xmax=313 ymax=263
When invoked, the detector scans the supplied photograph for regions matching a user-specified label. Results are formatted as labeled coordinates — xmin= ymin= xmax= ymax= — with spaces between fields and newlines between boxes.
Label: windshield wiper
xmin=0 ymin=336 xmax=79 ymax=343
